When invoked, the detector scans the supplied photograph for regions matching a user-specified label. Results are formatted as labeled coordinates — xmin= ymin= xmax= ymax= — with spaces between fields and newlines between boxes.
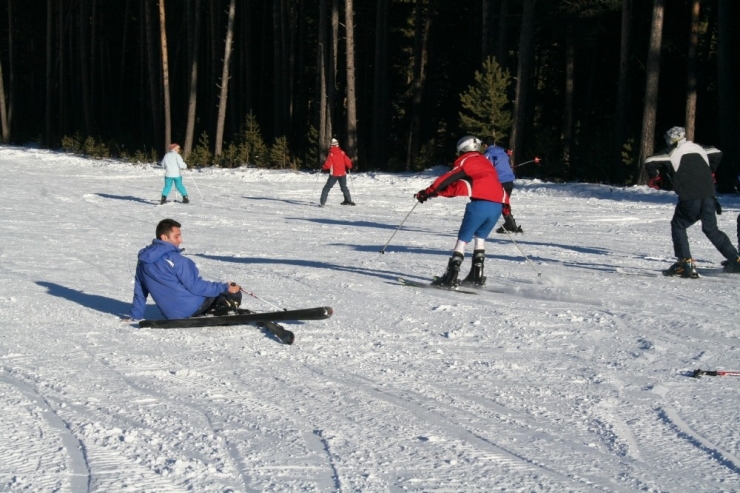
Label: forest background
xmin=0 ymin=0 xmax=738 ymax=189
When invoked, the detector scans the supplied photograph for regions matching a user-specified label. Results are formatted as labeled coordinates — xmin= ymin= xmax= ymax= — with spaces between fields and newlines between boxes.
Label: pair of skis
xmin=397 ymin=277 xmax=479 ymax=295
xmin=692 ymin=369 xmax=740 ymax=378
xmin=138 ymin=306 xmax=333 ymax=345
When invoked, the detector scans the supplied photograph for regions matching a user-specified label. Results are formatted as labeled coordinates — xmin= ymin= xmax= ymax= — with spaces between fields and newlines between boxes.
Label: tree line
xmin=0 ymin=0 xmax=738 ymax=188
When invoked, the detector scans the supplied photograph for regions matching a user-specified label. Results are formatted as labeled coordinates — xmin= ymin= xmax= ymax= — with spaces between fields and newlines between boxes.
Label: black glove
xmin=415 ymin=189 xmax=434 ymax=203
xmin=715 ymin=198 xmax=722 ymax=215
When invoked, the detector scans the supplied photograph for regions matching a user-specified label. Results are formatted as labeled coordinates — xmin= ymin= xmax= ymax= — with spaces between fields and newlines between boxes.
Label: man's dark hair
xmin=484 ymin=136 xmax=496 ymax=146
xmin=156 ymin=218 xmax=181 ymax=239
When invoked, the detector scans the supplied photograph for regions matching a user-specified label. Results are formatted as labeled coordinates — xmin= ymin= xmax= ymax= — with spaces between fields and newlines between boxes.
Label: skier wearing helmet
xmin=644 ymin=126 xmax=740 ymax=277
xmin=415 ymin=135 xmax=508 ymax=287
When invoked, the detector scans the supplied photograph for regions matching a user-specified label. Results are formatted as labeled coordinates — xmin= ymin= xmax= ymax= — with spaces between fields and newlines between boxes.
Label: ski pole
xmin=512 ymin=157 xmax=541 ymax=169
xmin=188 ymin=171 xmax=204 ymax=199
xmin=379 ymin=201 xmax=419 ymax=254
xmin=500 ymin=225 xmax=541 ymax=277
xmin=347 ymin=170 xmax=356 ymax=199
xmin=238 ymin=286 xmax=287 ymax=311
xmin=692 ymin=369 xmax=740 ymax=378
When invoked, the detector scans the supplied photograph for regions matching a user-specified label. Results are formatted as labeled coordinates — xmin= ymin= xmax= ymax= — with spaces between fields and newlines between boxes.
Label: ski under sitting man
xmin=483 ymin=136 xmax=522 ymax=234
xmin=125 ymin=218 xmax=243 ymax=321
xmin=644 ymin=126 xmax=740 ymax=277
xmin=415 ymin=135 xmax=508 ymax=287
xmin=319 ymin=138 xmax=355 ymax=206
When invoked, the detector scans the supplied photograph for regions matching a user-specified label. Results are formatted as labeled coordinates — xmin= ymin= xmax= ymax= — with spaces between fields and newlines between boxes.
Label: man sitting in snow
xmin=644 ymin=126 xmax=740 ymax=277
xmin=125 ymin=219 xmax=242 ymax=320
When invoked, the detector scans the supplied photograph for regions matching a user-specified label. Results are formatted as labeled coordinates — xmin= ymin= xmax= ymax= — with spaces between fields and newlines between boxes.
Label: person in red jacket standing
xmin=415 ymin=135 xmax=508 ymax=287
xmin=320 ymin=138 xmax=355 ymax=206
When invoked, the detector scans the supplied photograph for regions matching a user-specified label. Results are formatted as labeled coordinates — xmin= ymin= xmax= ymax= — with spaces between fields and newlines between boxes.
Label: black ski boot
xmin=182 ymin=196 xmax=190 ymax=204
xmin=160 ymin=196 xmax=167 ymax=205
xmin=723 ymin=256 xmax=740 ymax=273
xmin=205 ymin=292 xmax=243 ymax=316
xmin=460 ymin=250 xmax=486 ymax=287
xmin=663 ymin=258 xmax=699 ymax=278
xmin=432 ymin=252 xmax=464 ymax=287
xmin=496 ymin=214 xmax=523 ymax=234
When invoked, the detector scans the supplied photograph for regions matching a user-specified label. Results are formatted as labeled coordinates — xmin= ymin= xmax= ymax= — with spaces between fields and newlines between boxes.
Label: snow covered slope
xmin=1 ymin=146 xmax=739 ymax=492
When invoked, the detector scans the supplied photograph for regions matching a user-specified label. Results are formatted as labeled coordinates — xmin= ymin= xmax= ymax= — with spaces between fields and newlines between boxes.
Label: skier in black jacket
xmin=645 ymin=126 xmax=740 ymax=277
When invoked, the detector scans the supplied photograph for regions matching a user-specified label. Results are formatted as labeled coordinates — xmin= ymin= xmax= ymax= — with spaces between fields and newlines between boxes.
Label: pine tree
xmin=189 ymin=132 xmax=213 ymax=167
xmin=269 ymin=136 xmax=293 ymax=169
xmin=459 ymin=57 xmax=512 ymax=141
xmin=240 ymin=111 xmax=268 ymax=167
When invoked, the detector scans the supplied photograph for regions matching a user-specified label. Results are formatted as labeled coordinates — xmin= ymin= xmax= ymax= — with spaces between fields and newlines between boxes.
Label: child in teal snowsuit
xmin=161 ymin=143 xmax=189 ymax=204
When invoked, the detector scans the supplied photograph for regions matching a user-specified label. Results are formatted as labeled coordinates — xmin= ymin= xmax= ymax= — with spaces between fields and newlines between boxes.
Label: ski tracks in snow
xmin=301 ymin=362 xmax=619 ymax=492
xmin=0 ymin=370 xmax=89 ymax=492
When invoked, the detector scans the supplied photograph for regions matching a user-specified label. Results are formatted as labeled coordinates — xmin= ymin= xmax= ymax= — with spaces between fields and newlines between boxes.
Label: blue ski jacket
xmin=483 ymin=145 xmax=515 ymax=184
xmin=129 ymin=240 xmax=229 ymax=320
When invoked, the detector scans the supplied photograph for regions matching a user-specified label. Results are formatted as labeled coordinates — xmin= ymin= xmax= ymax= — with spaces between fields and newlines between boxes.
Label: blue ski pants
xmin=457 ymin=200 xmax=502 ymax=242
xmin=162 ymin=176 xmax=188 ymax=198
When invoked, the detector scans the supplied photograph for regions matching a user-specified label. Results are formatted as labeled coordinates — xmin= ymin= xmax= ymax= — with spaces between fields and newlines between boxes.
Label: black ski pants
xmin=502 ymin=181 xmax=514 ymax=216
xmin=670 ymin=197 xmax=738 ymax=260
xmin=320 ymin=175 xmax=352 ymax=204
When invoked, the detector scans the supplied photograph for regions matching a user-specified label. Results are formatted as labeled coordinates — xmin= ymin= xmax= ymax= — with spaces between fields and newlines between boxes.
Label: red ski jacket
xmin=423 ymin=152 xmax=508 ymax=204
xmin=322 ymin=147 xmax=353 ymax=176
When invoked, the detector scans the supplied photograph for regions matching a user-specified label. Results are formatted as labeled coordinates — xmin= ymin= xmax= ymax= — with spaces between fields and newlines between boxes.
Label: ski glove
xmin=415 ymin=189 xmax=436 ymax=203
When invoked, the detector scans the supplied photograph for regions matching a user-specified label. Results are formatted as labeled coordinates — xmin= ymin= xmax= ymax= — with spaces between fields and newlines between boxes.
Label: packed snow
xmin=1 ymin=146 xmax=739 ymax=492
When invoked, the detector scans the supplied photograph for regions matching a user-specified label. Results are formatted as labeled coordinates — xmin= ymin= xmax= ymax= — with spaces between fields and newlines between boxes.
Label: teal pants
xmin=162 ymin=176 xmax=188 ymax=197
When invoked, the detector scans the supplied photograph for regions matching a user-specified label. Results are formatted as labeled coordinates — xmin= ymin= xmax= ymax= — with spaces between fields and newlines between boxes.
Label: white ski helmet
xmin=330 ymin=138 xmax=339 ymax=147
xmin=664 ymin=126 xmax=686 ymax=146
xmin=456 ymin=135 xmax=482 ymax=155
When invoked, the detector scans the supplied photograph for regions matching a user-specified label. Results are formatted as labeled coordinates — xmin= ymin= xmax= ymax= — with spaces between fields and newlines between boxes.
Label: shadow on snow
xmin=36 ymin=281 xmax=161 ymax=318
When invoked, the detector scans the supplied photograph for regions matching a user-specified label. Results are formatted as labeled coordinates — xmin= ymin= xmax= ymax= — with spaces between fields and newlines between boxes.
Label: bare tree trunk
xmin=562 ymin=19 xmax=574 ymax=173
xmin=159 ymin=0 xmax=172 ymax=149
xmin=509 ymin=0 xmax=537 ymax=165
xmin=317 ymin=0 xmax=333 ymax=162
xmin=272 ymin=0 xmax=283 ymax=137
xmin=496 ymin=0 xmax=510 ymax=69
xmin=117 ymin=0 xmax=131 ymax=136
xmin=406 ymin=0 xmax=432 ymax=171
xmin=184 ymin=0 xmax=201 ymax=157
xmin=636 ymin=0 xmax=665 ymax=185
xmin=45 ymin=0 xmax=53 ymax=145
xmin=684 ymin=0 xmax=700 ymax=141
xmin=293 ymin=0 xmax=307 ymax=148
xmin=481 ymin=0 xmax=490 ymax=60
xmin=79 ymin=0 xmax=93 ymax=134
xmin=0 ymin=59 xmax=9 ymax=143
xmin=90 ymin=0 xmax=98 ymax=128
xmin=214 ymin=0 xmax=236 ymax=157
xmin=6 ymin=0 xmax=13 ymax=132
xmin=144 ymin=0 xmax=162 ymax=151
xmin=614 ymin=0 xmax=632 ymax=184
xmin=329 ymin=0 xmax=339 ymax=141
xmin=281 ymin=0 xmax=291 ymax=137
xmin=345 ymin=0 xmax=358 ymax=163
xmin=371 ymin=0 xmax=389 ymax=167
xmin=58 ymin=0 xmax=66 ymax=138
xmin=716 ymin=0 xmax=736 ymax=191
